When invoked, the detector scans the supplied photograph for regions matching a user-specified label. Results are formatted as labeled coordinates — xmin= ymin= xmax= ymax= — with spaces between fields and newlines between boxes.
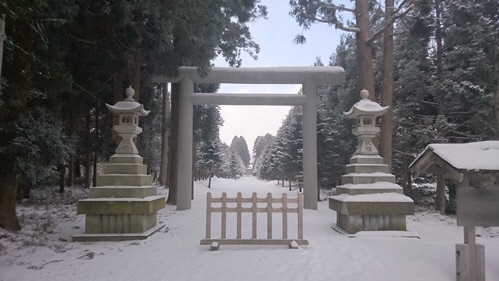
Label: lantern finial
xmin=125 ymin=86 xmax=135 ymax=101
xmin=360 ymin=89 xmax=369 ymax=99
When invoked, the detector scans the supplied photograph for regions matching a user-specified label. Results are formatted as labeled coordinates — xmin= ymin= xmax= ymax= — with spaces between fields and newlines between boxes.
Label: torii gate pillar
xmin=302 ymin=81 xmax=318 ymax=209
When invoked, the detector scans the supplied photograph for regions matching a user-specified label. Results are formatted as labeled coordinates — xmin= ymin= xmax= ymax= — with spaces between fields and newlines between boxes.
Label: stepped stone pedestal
xmin=329 ymin=90 xmax=414 ymax=234
xmin=74 ymin=87 xmax=165 ymax=242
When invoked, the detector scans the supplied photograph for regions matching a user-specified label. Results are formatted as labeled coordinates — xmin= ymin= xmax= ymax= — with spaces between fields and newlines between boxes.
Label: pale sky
xmin=213 ymin=0 xmax=349 ymax=155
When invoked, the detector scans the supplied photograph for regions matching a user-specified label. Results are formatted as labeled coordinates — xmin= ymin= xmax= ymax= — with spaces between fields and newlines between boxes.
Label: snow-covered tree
xmin=252 ymin=133 xmax=275 ymax=174
xmin=230 ymin=136 xmax=251 ymax=168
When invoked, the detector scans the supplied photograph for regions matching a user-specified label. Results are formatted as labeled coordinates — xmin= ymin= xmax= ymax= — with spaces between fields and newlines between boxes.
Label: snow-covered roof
xmin=344 ymin=90 xmax=389 ymax=118
xmin=106 ymin=101 xmax=149 ymax=116
xmin=106 ymin=87 xmax=150 ymax=116
xmin=410 ymin=141 xmax=499 ymax=182
xmin=422 ymin=141 xmax=499 ymax=171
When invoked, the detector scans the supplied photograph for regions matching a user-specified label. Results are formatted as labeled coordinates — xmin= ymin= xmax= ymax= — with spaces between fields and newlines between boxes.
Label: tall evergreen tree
xmin=290 ymin=0 xmax=413 ymax=170
xmin=252 ymin=133 xmax=275 ymax=173
xmin=0 ymin=0 xmax=267 ymax=229
xmin=230 ymin=136 xmax=251 ymax=168
xmin=0 ymin=0 xmax=78 ymax=230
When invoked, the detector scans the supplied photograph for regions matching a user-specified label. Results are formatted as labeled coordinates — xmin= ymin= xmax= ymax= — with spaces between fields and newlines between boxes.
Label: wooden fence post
xmin=267 ymin=193 xmax=272 ymax=239
xmin=221 ymin=192 xmax=227 ymax=239
xmin=282 ymin=193 xmax=288 ymax=239
xmin=236 ymin=192 xmax=242 ymax=239
xmin=252 ymin=192 xmax=257 ymax=239
xmin=206 ymin=193 xmax=212 ymax=239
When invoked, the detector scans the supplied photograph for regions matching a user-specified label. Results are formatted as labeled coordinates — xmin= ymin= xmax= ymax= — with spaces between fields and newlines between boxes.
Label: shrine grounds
xmin=1 ymin=176 xmax=499 ymax=281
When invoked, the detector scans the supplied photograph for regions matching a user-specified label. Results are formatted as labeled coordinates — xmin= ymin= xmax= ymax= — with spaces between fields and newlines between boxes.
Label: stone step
xmin=103 ymin=163 xmax=148 ymax=175
xmin=341 ymin=173 xmax=395 ymax=185
xmin=88 ymin=186 xmax=158 ymax=198
xmin=345 ymin=163 xmax=389 ymax=174
xmin=349 ymin=155 xmax=384 ymax=165
xmin=72 ymin=224 xmax=165 ymax=242
xmin=110 ymin=154 xmax=144 ymax=164
xmin=335 ymin=183 xmax=403 ymax=196
xmin=329 ymin=193 xmax=414 ymax=216
xmin=77 ymin=195 xmax=166 ymax=215
xmin=97 ymin=174 xmax=152 ymax=187
xmin=77 ymin=196 xmax=166 ymax=236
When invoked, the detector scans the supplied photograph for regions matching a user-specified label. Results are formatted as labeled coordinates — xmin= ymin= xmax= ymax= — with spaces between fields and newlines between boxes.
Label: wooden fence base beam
xmin=201 ymin=239 xmax=309 ymax=246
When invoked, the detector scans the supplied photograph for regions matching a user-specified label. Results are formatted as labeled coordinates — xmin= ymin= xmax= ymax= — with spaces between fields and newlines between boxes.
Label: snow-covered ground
xmin=1 ymin=176 xmax=499 ymax=281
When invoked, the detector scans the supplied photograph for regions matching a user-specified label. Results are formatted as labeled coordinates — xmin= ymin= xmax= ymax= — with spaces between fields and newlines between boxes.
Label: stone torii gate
xmin=153 ymin=66 xmax=344 ymax=210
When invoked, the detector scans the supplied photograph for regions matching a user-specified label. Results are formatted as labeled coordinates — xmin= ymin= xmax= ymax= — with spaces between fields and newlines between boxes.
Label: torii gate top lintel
xmin=153 ymin=66 xmax=345 ymax=85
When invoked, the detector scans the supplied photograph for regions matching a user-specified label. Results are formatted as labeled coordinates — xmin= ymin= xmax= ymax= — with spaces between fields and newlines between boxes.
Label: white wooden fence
xmin=200 ymin=192 xmax=308 ymax=247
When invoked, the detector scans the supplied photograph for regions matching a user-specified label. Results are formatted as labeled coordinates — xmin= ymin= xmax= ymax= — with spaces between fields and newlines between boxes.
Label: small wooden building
xmin=409 ymin=140 xmax=499 ymax=281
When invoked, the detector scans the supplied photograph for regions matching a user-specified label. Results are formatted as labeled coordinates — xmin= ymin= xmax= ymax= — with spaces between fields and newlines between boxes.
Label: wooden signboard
xmin=457 ymin=185 xmax=499 ymax=227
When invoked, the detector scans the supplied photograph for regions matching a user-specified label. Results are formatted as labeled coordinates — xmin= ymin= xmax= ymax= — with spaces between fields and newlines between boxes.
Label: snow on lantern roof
xmin=344 ymin=89 xmax=389 ymax=118
xmin=106 ymin=86 xmax=150 ymax=116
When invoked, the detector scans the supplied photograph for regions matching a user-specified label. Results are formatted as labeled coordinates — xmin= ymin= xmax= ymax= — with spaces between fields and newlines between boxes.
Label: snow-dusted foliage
xmin=229 ymin=136 xmax=251 ymax=168
xmin=252 ymin=133 xmax=275 ymax=174
xmin=257 ymin=106 xmax=305 ymax=182
xmin=218 ymin=145 xmax=245 ymax=179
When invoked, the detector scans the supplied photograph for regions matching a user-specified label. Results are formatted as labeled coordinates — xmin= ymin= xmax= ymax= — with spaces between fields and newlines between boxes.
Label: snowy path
xmin=1 ymin=176 xmax=499 ymax=281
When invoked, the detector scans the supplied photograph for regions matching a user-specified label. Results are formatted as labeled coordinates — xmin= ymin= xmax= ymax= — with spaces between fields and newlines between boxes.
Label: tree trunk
xmin=74 ymin=158 xmax=82 ymax=178
xmin=493 ymin=14 xmax=499 ymax=128
xmin=0 ymin=19 xmax=33 ymax=231
xmin=131 ymin=48 xmax=141 ymax=100
xmin=0 ymin=172 xmax=21 ymax=231
xmin=0 ymin=16 xmax=5 ymax=77
xmin=289 ymin=178 xmax=292 ymax=191
xmin=401 ymin=153 xmax=413 ymax=197
xmin=355 ymin=0 xmax=375 ymax=100
xmin=379 ymin=0 xmax=394 ymax=171
xmin=435 ymin=0 xmax=445 ymax=117
xmin=85 ymin=153 xmax=92 ymax=189
xmin=58 ymin=163 xmax=65 ymax=193
xmin=68 ymin=154 xmax=74 ymax=186
xmin=436 ymin=174 xmax=446 ymax=215
xmin=20 ymin=180 xmax=30 ymax=200
xmin=112 ymin=72 xmax=124 ymax=145
xmin=92 ymin=102 xmax=99 ymax=187
xmin=159 ymin=83 xmax=170 ymax=186
xmin=167 ymin=83 xmax=180 ymax=204
xmin=84 ymin=109 xmax=92 ymax=189
xmin=208 ymin=165 xmax=212 ymax=188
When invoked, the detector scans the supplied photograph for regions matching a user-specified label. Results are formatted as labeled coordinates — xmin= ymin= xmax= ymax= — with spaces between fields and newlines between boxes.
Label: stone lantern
xmin=74 ymin=87 xmax=165 ymax=242
xmin=344 ymin=89 xmax=388 ymax=155
xmin=329 ymin=89 xmax=414 ymax=234
xmin=106 ymin=86 xmax=149 ymax=155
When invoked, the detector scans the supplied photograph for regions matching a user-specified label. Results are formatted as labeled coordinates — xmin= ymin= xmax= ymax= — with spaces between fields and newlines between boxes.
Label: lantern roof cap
xmin=344 ymin=89 xmax=389 ymax=118
xmin=105 ymin=86 xmax=150 ymax=116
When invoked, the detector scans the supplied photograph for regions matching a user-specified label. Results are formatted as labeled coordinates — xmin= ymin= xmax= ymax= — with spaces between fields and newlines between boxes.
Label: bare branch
xmin=366 ymin=3 xmax=414 ymax=43
xmin=394 ymin=0 xmax=413 ymax=15
xmin=320 ymin=2 xmax=355 ymax=13
xmin=299 ymin=10 xmax=360 ymax=33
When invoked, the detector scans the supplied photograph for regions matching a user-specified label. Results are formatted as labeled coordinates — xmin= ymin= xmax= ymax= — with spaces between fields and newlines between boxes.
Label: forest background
xmin=0 ymin=0 xmax=498 ymax=232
